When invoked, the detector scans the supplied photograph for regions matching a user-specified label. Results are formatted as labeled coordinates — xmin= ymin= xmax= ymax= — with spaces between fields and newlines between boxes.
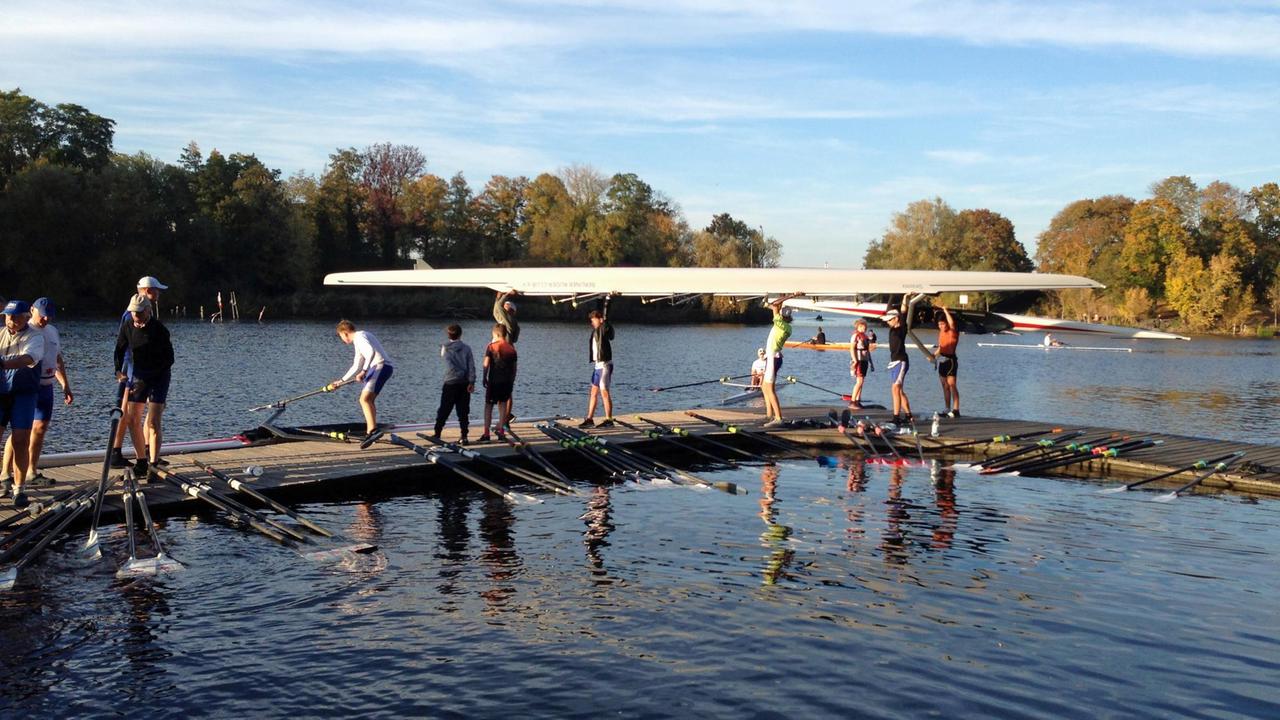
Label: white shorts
xmin=763 ymin=353 xmax=783 ymax=383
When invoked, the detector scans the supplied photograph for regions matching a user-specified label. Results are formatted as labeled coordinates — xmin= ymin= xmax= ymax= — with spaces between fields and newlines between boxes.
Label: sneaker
xmin=946 ymin=410 xmax=960 ymax=418
xmin=28 ymin=472 xmax=55 ymax=487
xmin=578 ymin=418 xmax=595 ymax=428
xmin=598 ymin=418 xmax=615 ymax=428
xmin=152 ymin=458 xmax=171 ymax=467
xmin=431 ymin=432 xmax=442 ymax=441
xmin=762 ymin=418 xmax=784 ymax=428
xmin=134 ymin=458 xmax=149 ymax=475
xmin=144 ymin=469 xmax=158 ymax=485
xmin=495 ymin=428 xmax=506 ymax=441
xmin=110 ymin=448 xmax=129 ymax=468
xmin=477 ymin=433 xmax=492 ymax=443
xmin=0 ymin=476 xmax=10 ymax=498
xmin=459 ymin=437 xmax=470 ymax=447
xmin=13 ymin=489 xmax=29 ymax=509
xmin=903 ymin=414 xmax=915 ymax=425
xmin=849 ymin=401 xmax=864 ymax=409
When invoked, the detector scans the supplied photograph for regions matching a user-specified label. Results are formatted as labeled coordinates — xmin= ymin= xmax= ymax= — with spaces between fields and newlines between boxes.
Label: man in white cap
xmin=114 ymin=292 xmax=174 ymax=479
xmin=0 ymin=300 xmax=45 ymax=508
xmin=1 ymin=297 xmax=72 ymax=488
xmin=884 ymin=307 xmax=914 ymax=426
xmin=111 ymin=276 xmax=168 ymax=467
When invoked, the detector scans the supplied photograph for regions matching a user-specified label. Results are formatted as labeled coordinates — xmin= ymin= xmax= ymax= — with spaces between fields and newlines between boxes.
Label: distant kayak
xmin=976 ymin=342 xmax=1133 ymax=353
xmin=784 ymin=340 xmax=852 ymax=351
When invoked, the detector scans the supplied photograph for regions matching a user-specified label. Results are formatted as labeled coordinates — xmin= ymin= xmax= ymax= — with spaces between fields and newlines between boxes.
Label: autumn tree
xmin=1118 ymin=198 xmax=1192 ymax=294
xmin=360 ymin=142 xmax=427 ymax=266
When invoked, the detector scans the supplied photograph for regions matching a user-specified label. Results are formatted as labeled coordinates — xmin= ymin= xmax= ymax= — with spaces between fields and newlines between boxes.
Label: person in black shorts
xmin=114 ymin=293 xmax=174 ymax=479
xmin=480 ymin=324 xmax=517 ymax=442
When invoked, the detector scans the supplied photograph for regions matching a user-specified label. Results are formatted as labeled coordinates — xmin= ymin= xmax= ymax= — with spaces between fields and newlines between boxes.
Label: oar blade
xmin=303 ymin=543 xmax=380 ymax=562
xmin=117 ymin=553 xmax=184 ymax=578
xmin=1097 ymin=485 xmax=1130 ymax=494
xmin=1152 ymin=492 xmax=1179 ymax=503
xmin=0 ymin=567 xmax=17 ymax=591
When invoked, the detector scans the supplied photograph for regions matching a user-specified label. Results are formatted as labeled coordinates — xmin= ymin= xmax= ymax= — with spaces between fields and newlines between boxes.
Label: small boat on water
xmin=784 ymin=340 xmax=852 ymax=352
xmin=718 ymin=382 xmax=788 ymax=405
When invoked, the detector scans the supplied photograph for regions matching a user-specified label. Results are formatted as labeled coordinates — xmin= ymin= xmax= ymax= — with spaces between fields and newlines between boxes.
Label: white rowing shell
xmin=324 ymin=266 xmax=1102 ymax=297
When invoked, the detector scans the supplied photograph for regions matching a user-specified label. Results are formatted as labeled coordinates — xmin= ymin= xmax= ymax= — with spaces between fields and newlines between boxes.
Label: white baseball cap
xmin=137 ymin=276 xmax=169 ymax=290
xmin=884 ymin=309 xmax=900 ymax=320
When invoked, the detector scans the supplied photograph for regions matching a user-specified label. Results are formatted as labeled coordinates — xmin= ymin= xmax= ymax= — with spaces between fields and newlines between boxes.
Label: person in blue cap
xmin=1 ymin=298 xmax=72 ymax=488
xmin=0 ymin=300 xmax=45 ymax=508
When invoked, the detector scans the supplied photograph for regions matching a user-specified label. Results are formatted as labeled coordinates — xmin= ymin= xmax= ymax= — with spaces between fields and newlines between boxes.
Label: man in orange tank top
xmin=934 ymin=306 xmax=960 ymax=418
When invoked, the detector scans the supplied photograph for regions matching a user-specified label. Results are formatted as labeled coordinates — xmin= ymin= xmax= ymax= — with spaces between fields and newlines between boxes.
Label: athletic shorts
xmin=764 ymin=353 xmax=783 ymax=383
xmin=938 ymin=354 xmax=958 ymax=378
xmin=851 ymin=358 xmax=869 ymax=379
xmin=363 ymin=364 xmax=394 ymax=395
xmin=127 ymin=372 xmax=171 ymax=405
xmin=486 ymin=380 xmax=514 ymax=404
xmin=34 ymin=384 xmax=55 ymax=422
xmin=591 ymin=363 xmax=613 ymax=390
xmin=888 ymin=360 xmax=909 ymax=386
xmin=0 ymin=392 xmax=37 ymax=431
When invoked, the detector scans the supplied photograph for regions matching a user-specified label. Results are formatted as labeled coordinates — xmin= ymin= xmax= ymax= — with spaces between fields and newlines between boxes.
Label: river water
xmin=2 ymin=318 xmax=1278 ymax=718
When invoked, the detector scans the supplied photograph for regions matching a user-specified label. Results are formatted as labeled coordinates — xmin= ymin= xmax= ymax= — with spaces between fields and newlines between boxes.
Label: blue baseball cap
xmin=3 ymin=300 xmax=31 ymax=316
xmin=31 ymin=297 xmax=54 ymax=319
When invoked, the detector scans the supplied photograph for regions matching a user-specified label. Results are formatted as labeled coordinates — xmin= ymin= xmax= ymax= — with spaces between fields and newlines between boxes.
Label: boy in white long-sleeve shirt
xmin=334 ymin=319 xmax=394 ymax=435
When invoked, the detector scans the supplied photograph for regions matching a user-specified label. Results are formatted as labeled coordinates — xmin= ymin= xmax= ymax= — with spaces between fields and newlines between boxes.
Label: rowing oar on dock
xmin=1153 ymin=453 xmax=1248 ymax=503
xmin=942 ymin=428 xmax=1073 ymax=465
xmin=416 ymin=434 xmax=580 ymax=496
xmin=501 ymin=427 xmax=576 ymax=486
xmin=956 ymin=430 xmax=1087 ymax=472
xmin=973 ymin=431 xmax=1122 ymax=474
xmin=381 ymin=433 xmax=541 ymax=505
xmin=1099 ymin=451 xmax=1246 ymax=495
xmin=650 ymin=374 xmax=751 ymax=392
xmin=248 ymin=379 xmax=354 ymax=412
xmin=1002 ymin=438 xmax=1161 ymax=477
xmin=553 ymin=422 xmax=747 ymax=495
xmin=117 ymin=468 xmax=184 ymax=578
xmin=638 ymin=417 xmax=771 ymax=464
xmin=153 ymin=466 xmax=296 ymax=544
xmin=612 ymin=418 xmax=740 ymax=468
xmin=0 ymin=482 xmax=100 ymax=591
xmin=537 ymin=424 xmax=657 ymax=484
xmin=684 ymin=412 xmax=807 ymax=458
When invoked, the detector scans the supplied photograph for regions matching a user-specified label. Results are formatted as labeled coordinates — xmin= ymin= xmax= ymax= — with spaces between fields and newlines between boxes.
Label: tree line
xmin=0 ymin=88 xmax=780 ymax=320
xmin=864 ymin=181 xmax=1280 ymax=334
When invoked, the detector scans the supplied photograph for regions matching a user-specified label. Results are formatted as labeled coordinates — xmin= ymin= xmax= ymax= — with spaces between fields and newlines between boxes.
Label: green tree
xmin=1036 ymin=195 xmax=1134 ymax=316
xmin=864 ymin=198 xmax=961 ymax=270
xmin=955 ymin=209 xmax=1032 ymax=272
xmin=1119 ymin=198 xmax=1192 ymax=294
xmin=521 ymin=173 xmax=577 ymax=264
xmin=1149 ymin=175 xmax=1199 ymax=229
xmin=473 ymin=175 xmax=529 ymax=264
xmin=0 ymin=88 xmax=115 ymax=186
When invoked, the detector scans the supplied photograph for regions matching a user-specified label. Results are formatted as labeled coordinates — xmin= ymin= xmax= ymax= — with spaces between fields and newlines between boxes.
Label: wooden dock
xmin=4 ymin=405 xmax=1280 ymax=533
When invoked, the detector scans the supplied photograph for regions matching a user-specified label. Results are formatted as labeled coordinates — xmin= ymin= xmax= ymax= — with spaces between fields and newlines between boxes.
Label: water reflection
xmin=758 ymin=465 xmax=795 ymax=585
xmin=581 ymin=486 xmax=614 ymax=584
xmin=117 ymin=578 xmax=174 ymax=698
xmin=930 ymin=461 xmax=959 ymax=551
xmin=435 ymin=494 xmax=472 ymax=605
xmin=478 ymin=496 xmax=520 ymax=613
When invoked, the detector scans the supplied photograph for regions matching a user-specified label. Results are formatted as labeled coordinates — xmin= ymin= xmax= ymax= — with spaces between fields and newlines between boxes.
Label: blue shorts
xmin=363 ymin=364 xmax=393 ymax=395
xmin=127 ymin=372 xmax=171 ymax=405
xmin=889 ymin=360 xmax=909 ymax=385
xmin=0 ymin=392 xmax=37 ymax=431
xmin=590 ymin=363 xmax=613 ymax=390
xmin=34 ymin=384 xmax=55 ymax=423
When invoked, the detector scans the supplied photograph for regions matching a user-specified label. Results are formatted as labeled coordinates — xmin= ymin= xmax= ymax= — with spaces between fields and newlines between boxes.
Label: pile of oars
xmin=974 ymin=433 xmax=1161 ymax=476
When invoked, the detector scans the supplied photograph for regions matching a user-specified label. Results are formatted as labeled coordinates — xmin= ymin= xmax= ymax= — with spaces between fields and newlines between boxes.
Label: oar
xmin=152 ymin=466 xmax=292 ymax=544
xmin=1099 ymin=452 xmax=1245 ymax=494
xmin=383 ymin=433 xmax=541 ymax=504
xmin=613 ymin=418 xmax=740 ymax=467
xmin=0 ymin=485 xmax=97 ymax=565
xmin=85 ymin=407 xmax=125 ymax=558
xmin=977 ymin=432 xmax=1120 ymax=474
xmin=650 ymin=374 xmax=751 ymax=392
xmin=554 ymin=423 xmax=746 ymax=495
xmin=0 ymin=494 xmax=96 ymax=591
xmin=939 ymin=428 xmax=1068 ymax=458
xmin=539 ymin=424 xmax=653 ymax=481
xmin=1007 ymin=439 xmax=1161 ymax=477
xmin=829 ymin=410 xmax=874 ymax=456
xmin=784 ymin=376 xmax=847 ymax=399
xmin=684 ymin=411 xmax=806 ymax=457
xmin=416 ymin=433 xmax=580 ymax=496
xmin=189 ymin=459 xmax=333 ymax=536
xmin=964 ymin=430 xmax=1085 ymax=471
xmin=502 ymin=428 xmax=576 ymax=485
xmin=856 ymin=419 xmax=904 ymax=462
xmin=248 ymin=379 xmax=354 ymax=412
xmin=639 ymin=416 xmax=771 ymax=463
xmin=118 ymin=469 xmax=184 ymax=577
xmin=1154 ymin=454 xmax=1247 ymax=502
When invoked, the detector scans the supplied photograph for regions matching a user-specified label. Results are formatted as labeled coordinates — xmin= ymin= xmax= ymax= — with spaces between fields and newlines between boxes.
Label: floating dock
xmin=4 ymin=405 xmax=1280 ymax=534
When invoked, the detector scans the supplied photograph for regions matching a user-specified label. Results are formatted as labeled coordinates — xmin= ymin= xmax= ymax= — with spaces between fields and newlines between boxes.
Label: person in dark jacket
xmin=114 ymin=293 xmax=174 ymax=478
xmin=433 ymin=324 xmax=475 ymax=443
xmin=493 ymin=291 xmax=520 ymax=344
xmin=580 ymin=296 xmax=615 ymax=428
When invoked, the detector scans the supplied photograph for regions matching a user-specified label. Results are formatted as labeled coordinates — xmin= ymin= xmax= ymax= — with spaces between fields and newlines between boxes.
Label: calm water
xmin=3 ymin=318 xmax=1278 ymax=718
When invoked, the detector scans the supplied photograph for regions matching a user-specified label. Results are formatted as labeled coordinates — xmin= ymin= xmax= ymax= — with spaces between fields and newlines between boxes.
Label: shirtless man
xmin=334 ymin=320 xmax=395 ymax=435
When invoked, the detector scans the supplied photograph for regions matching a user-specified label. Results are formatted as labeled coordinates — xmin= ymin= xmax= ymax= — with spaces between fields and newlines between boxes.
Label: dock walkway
xmin=4 ymin=405 xmax=1279 ymax=531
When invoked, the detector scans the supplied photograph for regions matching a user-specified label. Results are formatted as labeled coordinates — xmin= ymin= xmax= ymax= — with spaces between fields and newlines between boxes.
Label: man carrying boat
xmin=0 ymin=300 xmax=44 ymax=508
xmin=1 ymin=297 xmax=72 ymax=488
xmin=115 ymin=294 xmax=174 ymax=478
xmin=580 ymin=297 xmax=615 ymax=428
xmin=933 ymin=306 xmax=960 ymax=418
xmin=493 ymin=291 xmax=520 ymax=344
xmin=479 ymin=324 xmax=516 ymax=442
xmin=334 ymin=319 xmax=394 ymax=436
xmin=848 ymin=318 xmax=875 ymax=409
xmin=432 ymin=324 xmax=475 ymax=443
xmin=884 ymin=308 xmax=914 ymax=426
xmin=111 ymin=275 xmax=167 ymax=468
xmin=761 ymin=295 xmax=799 ymax=427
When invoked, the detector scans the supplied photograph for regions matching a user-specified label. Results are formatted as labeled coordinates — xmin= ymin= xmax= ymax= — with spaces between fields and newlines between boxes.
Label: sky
xmin=3 ymin=0 xmax=1279 ymax=267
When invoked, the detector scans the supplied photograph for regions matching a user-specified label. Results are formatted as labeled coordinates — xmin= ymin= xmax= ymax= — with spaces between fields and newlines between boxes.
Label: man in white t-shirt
xmin=750 ymin=348 xmax=767 ymax=387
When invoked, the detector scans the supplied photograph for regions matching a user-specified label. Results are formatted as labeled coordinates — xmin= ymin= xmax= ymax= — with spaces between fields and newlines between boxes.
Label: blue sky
xmin=4 ymin=1 xmax=1278 ymax=267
